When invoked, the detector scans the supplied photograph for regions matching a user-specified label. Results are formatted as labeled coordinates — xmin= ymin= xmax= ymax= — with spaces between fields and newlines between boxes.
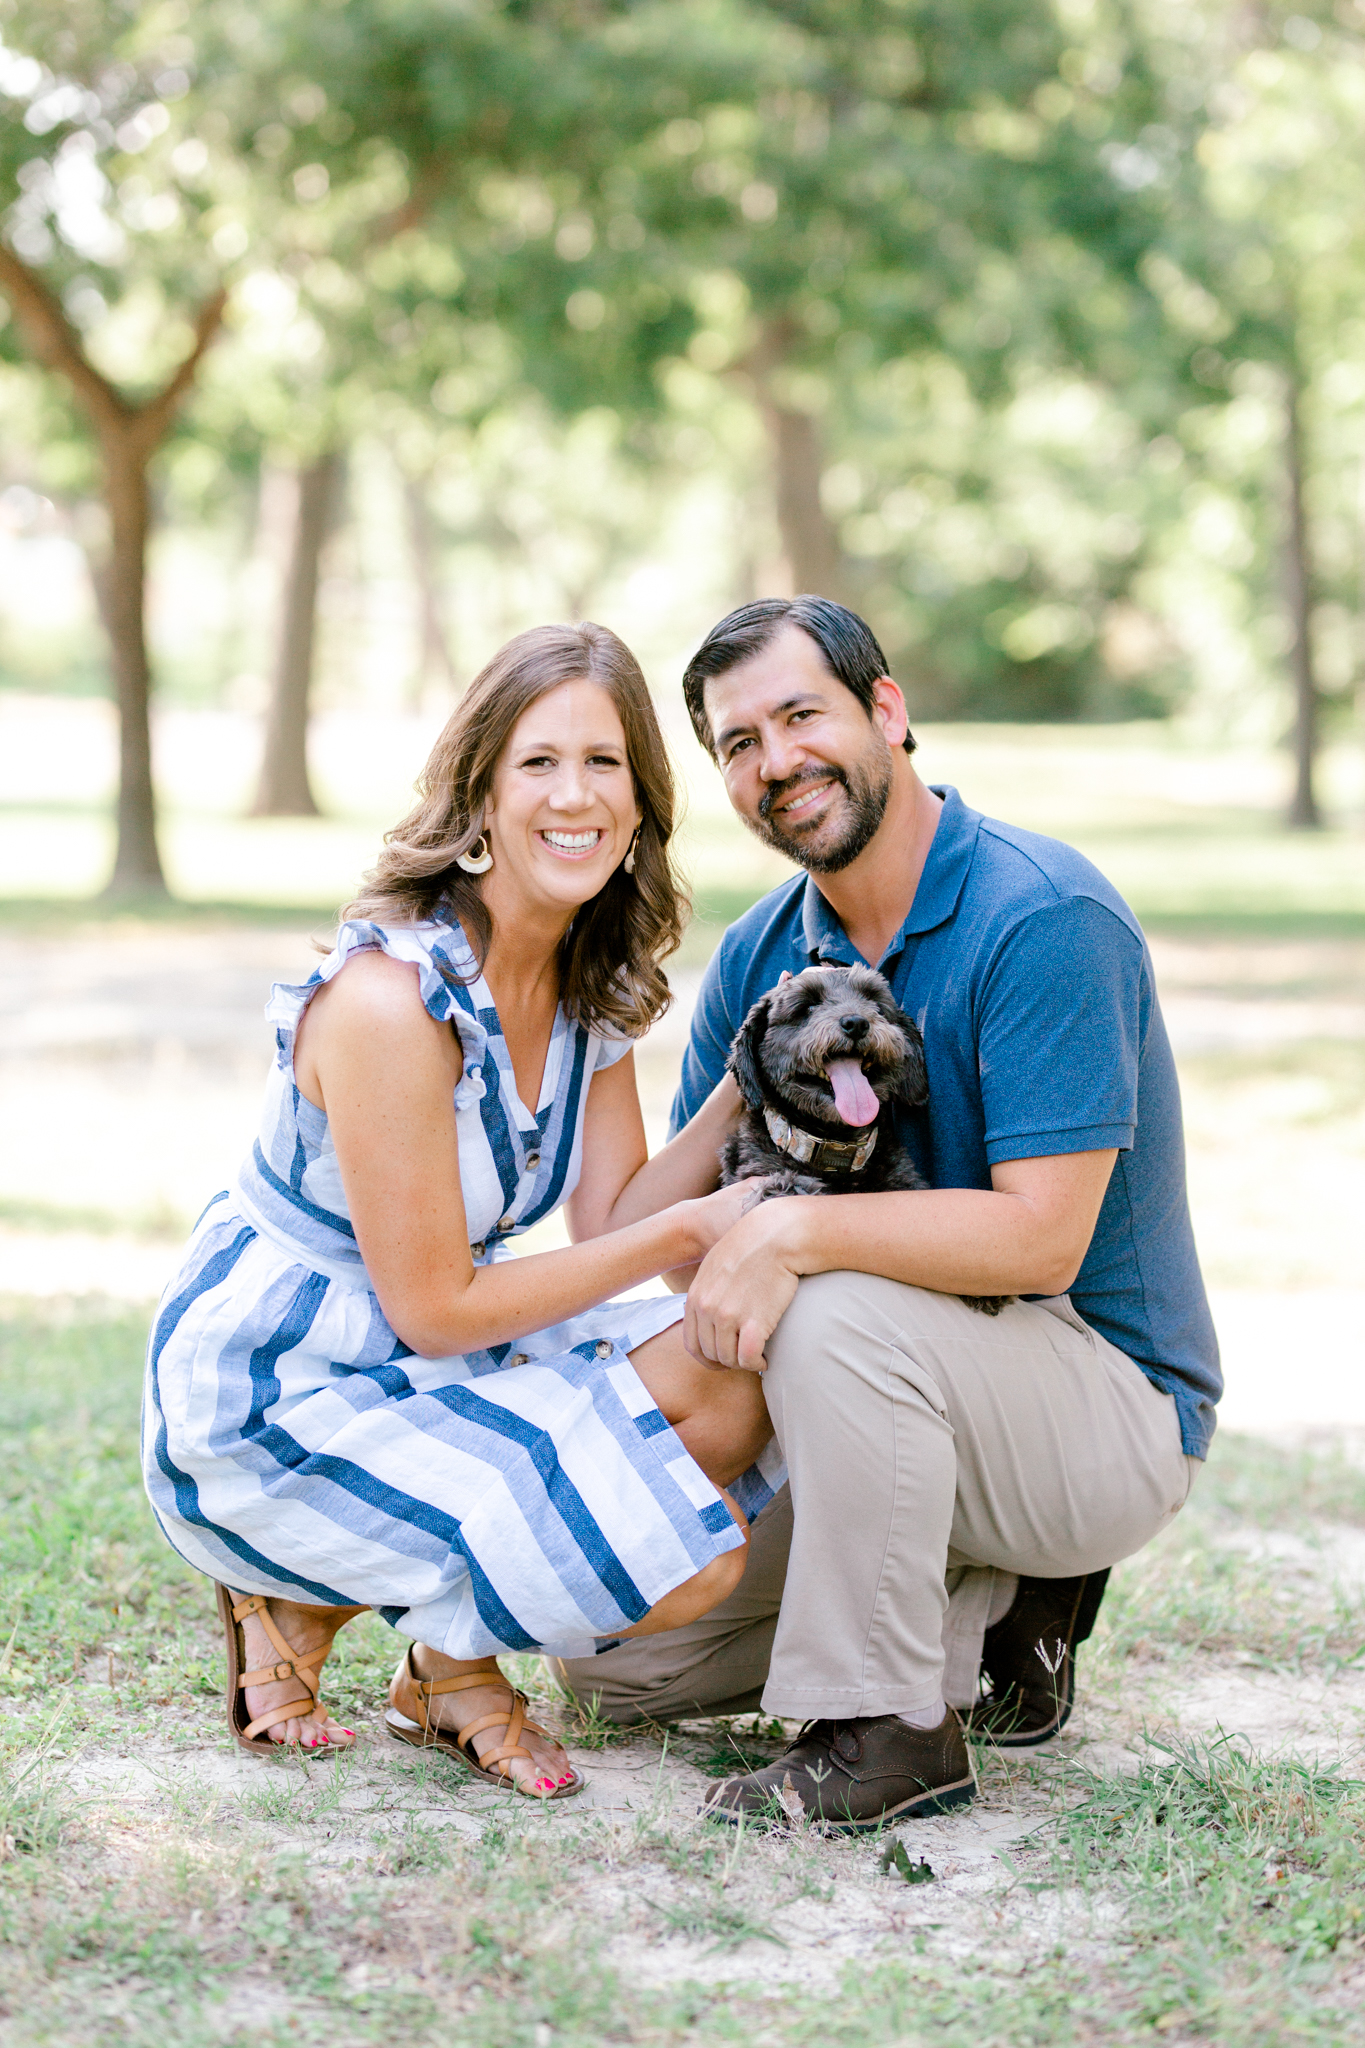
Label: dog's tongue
xmin=826 ymin=1058 xmax=879 ymax=1127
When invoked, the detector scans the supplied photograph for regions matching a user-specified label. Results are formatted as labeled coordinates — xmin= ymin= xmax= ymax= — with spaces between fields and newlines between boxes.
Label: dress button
xmin=509 ymin=1353 xmax=528 ymax=1368
xmin=497 ymin=1214 xmax=515 ymax=1233
xmin=470 ymin=1241 xmax=485 ymax=1258
xmin=525 ymin=1152 xmax=541 ymax=1170
xmin=594 ymin=1339 xmax=612 ymax=1360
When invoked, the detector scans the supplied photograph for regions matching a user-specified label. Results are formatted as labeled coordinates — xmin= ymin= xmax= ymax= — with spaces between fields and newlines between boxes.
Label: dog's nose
xmin=840 ymin=1015 xmax=870 ymax=1041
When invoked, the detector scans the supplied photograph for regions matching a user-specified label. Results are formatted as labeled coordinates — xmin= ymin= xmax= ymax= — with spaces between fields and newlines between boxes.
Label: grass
xmin=1017 ymin=1734 xmax=1365 ymax=2040
xmin=2 ymin=1301 xmax=1365 ymax=2044
xmin=3 ymin=709 xmax=1365 ymax=2039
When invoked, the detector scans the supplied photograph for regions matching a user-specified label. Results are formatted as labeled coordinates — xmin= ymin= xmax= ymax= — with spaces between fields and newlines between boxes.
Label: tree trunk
xmin=1283 ymin=372 xmax=1321 ymax=830
xmin=402 ymin=473 xmax=458 ymax=707
xmin=252 ymin=449 xmax=346 ymax=817
xmin=759 ymin=397 xmax=847 ymax=600
xmin=0 ymin=249 xmax=226 ymax=900
xmin=98 ymin=431 xmax=167 ymax=894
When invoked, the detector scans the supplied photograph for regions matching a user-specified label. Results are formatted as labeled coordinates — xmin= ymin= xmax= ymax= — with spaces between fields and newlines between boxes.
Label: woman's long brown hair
xmin=343 ymin=622 xmax=687 ymax=1036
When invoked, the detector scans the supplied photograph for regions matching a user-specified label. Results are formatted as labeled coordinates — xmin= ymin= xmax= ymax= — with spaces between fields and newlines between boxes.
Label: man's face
xmin=702 ymin=625 xmax=899 ymax=875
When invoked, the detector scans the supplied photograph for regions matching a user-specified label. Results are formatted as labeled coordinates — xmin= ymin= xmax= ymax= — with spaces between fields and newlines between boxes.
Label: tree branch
xmin=0 ymin=242 xmax=227 ymax=457
xmin=0 ymin=239 xmax=128 ymax=436
xmin=135 ymin=285 xmax=229 ymax=452
xmin=366 ymin=154 xmax=452 ymax=249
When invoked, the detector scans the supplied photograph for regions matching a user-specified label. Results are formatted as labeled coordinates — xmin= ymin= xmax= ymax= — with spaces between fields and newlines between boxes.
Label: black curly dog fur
xmin=720 ymin=963 xmax=1009 ymax=1316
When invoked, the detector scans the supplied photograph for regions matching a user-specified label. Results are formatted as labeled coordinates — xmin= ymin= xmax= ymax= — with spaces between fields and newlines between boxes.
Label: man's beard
xmin=750 ymin=749 xmax=893 ymax=875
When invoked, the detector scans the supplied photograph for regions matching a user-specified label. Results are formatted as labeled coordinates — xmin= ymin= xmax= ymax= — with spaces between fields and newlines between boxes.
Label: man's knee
xmin=766 ymin=1269 xmax=943 ymax=1388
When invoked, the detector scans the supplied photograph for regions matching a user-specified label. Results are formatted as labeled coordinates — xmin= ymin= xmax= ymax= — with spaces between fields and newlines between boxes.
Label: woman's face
xmin=484 ymin=679 xmax=643 ymax=916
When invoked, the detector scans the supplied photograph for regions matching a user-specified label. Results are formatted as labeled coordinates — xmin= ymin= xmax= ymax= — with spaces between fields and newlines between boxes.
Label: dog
xmin=720 ymin=962 xmax=1008 ymax=1316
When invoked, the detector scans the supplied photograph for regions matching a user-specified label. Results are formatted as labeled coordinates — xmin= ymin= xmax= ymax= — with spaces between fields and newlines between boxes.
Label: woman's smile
xmin=539 ymin=826 xmax=606 ymax=857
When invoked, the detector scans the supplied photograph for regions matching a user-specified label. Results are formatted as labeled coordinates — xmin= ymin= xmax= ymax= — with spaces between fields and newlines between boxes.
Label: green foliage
xmin=4 ymin=0 xmax=1365 ymax=739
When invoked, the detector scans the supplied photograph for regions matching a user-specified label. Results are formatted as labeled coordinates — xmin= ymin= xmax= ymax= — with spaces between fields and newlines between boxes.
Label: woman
xmin=143 ymin=623 xmax=776 ymax=1798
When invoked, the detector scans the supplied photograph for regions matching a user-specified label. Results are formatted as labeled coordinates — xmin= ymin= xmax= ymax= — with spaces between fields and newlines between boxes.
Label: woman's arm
xmin=564 ymin=1053 xmax=743 ymax=1243
xmin=297 ymin=953 xmax=750 ymax=1359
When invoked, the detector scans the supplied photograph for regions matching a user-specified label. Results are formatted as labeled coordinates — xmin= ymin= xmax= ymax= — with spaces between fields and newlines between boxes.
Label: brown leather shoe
xmin=966 ymin=1569 xmax=1110 ymax=1748
xmin=700 ymin=1710 xmax=975 ymax=1834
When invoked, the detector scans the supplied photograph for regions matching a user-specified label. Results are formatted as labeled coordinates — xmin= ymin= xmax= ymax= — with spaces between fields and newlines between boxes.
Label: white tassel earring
xmin=623 ymin=828 xmax=640 ymax=876
xmin=456 ymin=833 xmax=493 ymax=875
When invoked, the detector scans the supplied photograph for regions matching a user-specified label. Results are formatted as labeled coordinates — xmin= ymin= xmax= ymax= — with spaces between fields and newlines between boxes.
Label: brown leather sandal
xmin=383 ymin=1645 xmax=583 ymax=1798
xmin=215 ymin=1582 xmax=345 ymax=1757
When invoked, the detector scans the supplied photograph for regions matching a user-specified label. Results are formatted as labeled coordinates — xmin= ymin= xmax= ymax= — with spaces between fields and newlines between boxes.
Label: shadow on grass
xmin=4 ymin=884 xmax=1364 ymax=948
xmin=0 ymin=894 xmax=338 ymax=930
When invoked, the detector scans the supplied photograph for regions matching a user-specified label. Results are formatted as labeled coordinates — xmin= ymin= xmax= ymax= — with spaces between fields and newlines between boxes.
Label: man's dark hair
xmin=681 ymin=595 xmax=916 ymax=759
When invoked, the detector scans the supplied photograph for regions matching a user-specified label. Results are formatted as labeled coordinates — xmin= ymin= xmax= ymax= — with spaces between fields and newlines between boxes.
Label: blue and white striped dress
xmin=142 ymin=918 xmax=780 ymax=1660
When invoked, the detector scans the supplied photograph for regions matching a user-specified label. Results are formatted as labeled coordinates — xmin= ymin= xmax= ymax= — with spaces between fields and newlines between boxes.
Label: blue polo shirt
xmin=671 ymin=786 xmax=1220 ymax=1457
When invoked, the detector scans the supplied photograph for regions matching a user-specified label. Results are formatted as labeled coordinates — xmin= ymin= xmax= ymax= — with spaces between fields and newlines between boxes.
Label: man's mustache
xmin=757 ymin=765 xmax=847 ymax=824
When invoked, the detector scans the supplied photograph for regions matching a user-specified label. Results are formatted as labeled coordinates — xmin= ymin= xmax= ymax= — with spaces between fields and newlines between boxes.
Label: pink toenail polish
xmin=537 ymin=1776 xmax=555 ymax=1791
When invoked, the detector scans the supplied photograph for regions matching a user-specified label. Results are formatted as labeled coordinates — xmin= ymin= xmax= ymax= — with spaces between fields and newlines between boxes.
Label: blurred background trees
xmin=2 ymin=0 xmax=1363 ymax=896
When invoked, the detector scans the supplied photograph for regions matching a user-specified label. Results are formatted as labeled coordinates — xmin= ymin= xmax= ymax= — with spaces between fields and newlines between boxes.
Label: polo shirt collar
xmin=800 ymin=785 xmax=981 ymax=965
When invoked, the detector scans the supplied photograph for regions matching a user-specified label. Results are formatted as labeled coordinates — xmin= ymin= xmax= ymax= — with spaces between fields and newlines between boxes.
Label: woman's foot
xmin=239 ymin=1598 xmax=364 ymax=1748
xmin=409 ymin=1649 xmax=577 ymax=1794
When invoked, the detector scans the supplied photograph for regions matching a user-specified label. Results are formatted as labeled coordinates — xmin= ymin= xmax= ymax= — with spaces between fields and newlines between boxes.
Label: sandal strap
xmin=456 ymin=1709 xmax=532 ymax=1751
xmin=241 ymin=1694 xmax=323 ymax=1741
xmin=240 ymin=1658 xmax=321 ymax=1694
xmin=231 ymin=1592 xmax=334 ymax=1736
xmin=465 ymin=1694 xmax=532 ymax=1780
xmin=400 ymin=1654 xmax=539 ymax=1780
xmin=413 ymin=1668 xmax=505 ymax=1701
xmin=234 ymin=1593 xmax=334 ymax=1680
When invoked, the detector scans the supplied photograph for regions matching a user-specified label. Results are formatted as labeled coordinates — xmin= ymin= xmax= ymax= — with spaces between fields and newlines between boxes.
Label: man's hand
xmin=684 ymin=1197 xmax=815 ymax=1372
xmin=681 ymin=1150 xmax=1120 ymax=1373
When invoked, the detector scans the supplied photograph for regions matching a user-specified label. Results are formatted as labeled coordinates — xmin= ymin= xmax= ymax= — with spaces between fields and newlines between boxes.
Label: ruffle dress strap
xmin=266 ymin=919 xmax=490 ymax=1111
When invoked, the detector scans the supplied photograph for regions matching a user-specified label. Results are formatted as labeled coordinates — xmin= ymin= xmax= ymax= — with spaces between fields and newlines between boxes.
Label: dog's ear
xmin=727 ymin=994 xmax=772 ymax=1110
xmin=890 ymin=1010 xmax=930 ymax=1108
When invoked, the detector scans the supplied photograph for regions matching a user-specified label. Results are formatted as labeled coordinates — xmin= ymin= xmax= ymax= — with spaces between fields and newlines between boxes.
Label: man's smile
xmin=760 ymin=767 xmax=847 ymax=828
xmin=775 ymin=778 xmax=838 ymax=820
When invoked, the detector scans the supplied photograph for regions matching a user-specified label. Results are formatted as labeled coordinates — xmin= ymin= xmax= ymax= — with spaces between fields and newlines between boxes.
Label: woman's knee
xmin=625 ymin=1520 xmax=748 ymax=1635
xmin=678 ymin=1534 xmax=749 ymax=1619
xmin=672 ymin=1371 xmax=771 ymax=1485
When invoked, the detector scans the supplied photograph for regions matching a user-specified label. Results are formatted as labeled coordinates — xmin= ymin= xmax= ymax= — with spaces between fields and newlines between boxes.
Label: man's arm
xmin=683 ymin=1150 xmax=1117 ymax=1369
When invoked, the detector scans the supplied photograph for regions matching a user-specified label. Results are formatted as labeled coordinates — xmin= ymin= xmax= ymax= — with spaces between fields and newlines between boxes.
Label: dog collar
xmin=762 ymin=1104 xmax=879 ymax=1174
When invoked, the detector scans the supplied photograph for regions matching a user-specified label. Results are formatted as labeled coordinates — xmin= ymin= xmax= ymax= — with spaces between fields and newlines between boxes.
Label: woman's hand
xmin=685 ymin=1195 xmax=818 ymax=1373
xmin=681 ymin=1177 xmax=768 ymax=1260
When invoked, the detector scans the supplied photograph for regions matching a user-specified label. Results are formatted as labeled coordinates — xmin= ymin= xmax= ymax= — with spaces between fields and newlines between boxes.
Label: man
xmin=554 ymin=596 xmax=1220 ymax=1831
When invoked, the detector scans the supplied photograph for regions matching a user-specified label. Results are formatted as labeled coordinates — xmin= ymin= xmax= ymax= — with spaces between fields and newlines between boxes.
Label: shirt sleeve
xmin=668 ymin=940 xmax=740 ymax=1137
xmin=977 ymin=896 xmax=1145 ymax=1165
xmin=592 ymin=1029 xmax=635 ymax=1073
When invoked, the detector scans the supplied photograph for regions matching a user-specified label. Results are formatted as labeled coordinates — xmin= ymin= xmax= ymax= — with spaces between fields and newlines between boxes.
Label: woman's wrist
xmin=673 ymin=1196 xmax=711 ymax=1265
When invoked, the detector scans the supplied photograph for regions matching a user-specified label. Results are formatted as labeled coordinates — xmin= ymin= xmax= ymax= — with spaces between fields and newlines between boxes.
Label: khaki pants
xmin=552 ymin=1273 xmax=1196 ymax=1723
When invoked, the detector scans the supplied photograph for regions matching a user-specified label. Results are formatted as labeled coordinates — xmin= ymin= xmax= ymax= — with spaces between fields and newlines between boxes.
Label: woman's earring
xmin=623 ymin=829 xmax=640 ymax=876
xmin=456 ymin=833 xmax=493 ymax=875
